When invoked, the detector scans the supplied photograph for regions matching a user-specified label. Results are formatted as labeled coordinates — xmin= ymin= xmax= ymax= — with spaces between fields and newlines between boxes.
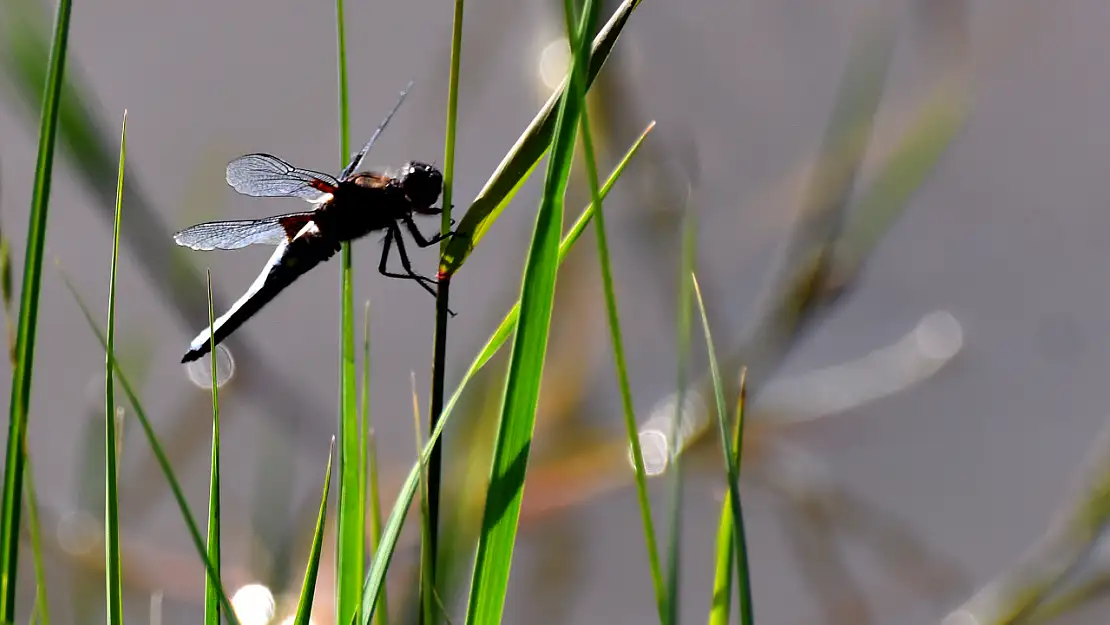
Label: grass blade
xmin=293 ymin=439 xmax=336 ymax=625
xmin=103 ymin=109 xmax=127 ymax=625
xmin=22 ymin=462 xmax=49 ymax=625
xmin=334 ymin=0 xmax=362 ymax=622
xmin=693 ymin=276 xmax=752 ymax=625
xmin=664 ymin=207 xmax=697 ymax=625
xmin=358 ymin=124 xmax=653 ymax=625
xmin=361 ymin=302 xmax=390 ymax=625
xmin=0 ymin=0 xmax=73 ymax=615
xmin=409 ymin=375 xmax=433 ymax=624
xmin=566 ymin=0 xmax=665 ymax=619
xmin=204 ymin=270 xmax=222 ymax=625
xmin=707 ymin=497 xmax=733 ymax=625
xmin=425 ymin=0 xmax=466 ymax=605
xmin=462 ymin=0 xmax=599 ymax=621
xmin=60 ymin=272 xmax=241 ymax=625
xmin=438 ymin=0 xmax=641 ymax=276
xmin=731 ymin=375 xmax=752 ymax=625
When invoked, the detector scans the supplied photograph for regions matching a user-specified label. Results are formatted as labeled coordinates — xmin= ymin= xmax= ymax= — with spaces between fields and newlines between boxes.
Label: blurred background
xmin=3 ymin=0 xmax=1110 ymax=623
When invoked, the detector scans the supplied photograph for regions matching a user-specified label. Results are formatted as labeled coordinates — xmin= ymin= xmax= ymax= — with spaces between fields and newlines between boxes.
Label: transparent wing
xmin=226 ymin=154 xmax=340 ymax=201
xmin=340 ymin=81 xmax=414 ymax=180
xmin=173 ymin=212 xmax=314 ymax=251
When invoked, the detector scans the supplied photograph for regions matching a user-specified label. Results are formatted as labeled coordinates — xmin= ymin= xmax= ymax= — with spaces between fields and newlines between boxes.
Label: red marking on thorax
xmin=279 ymin=214 xmax=314 ymax=239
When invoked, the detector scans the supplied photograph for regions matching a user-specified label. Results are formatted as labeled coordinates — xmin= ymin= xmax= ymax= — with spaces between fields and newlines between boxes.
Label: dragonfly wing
xmin=226 ymin=154 xmax=340 ymax=201
xmin=181 ymin=222 xmax=341 ymax=363
xmin=173 ymin=212 xmax=315 ymax=251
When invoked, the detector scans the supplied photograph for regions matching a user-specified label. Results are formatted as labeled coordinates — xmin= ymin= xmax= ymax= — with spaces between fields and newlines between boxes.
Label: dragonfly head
xmin=399 ymin=161 xmax=443 ymax=213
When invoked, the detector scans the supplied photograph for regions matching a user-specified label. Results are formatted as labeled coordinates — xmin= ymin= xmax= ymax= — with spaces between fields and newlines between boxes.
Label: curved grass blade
xmin=693 ymin=276 xmax=752 ymax=625
xmin=59 ymin=271 xmax=242 ymax=625
xmin=463 ymin=0 xmax=599 ymax=620
xmin=438 ymin=0 xmax=642 ymax=276
xmin=0 ymin=0 xmax=74 ymax=615
xmin=293 ymin=439 xmax=336 ymax=625
xmin=358 ymin=123 xmax=654 ymax=625
xmin=104 ymin=109 xmax=127 ymax=625
xmin=204 ymin=270 xmax=222 ymax=625
xmin=334 ymin=1 xmax=363 ymax=622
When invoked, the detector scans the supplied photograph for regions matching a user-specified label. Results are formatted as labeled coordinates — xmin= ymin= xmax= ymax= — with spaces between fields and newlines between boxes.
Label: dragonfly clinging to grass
xmin=174 ymin=84 xmax=454 ymax=363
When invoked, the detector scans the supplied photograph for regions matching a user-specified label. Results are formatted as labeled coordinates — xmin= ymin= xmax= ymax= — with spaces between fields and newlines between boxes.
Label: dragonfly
xmin=174 ymin=84 xmax=454 ymax=363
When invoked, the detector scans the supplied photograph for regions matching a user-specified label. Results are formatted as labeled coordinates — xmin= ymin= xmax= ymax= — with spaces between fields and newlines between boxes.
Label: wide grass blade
xmin=60 ymin=273 xmax=242 ymax=625
xmin=358 ymin=121 xmax=654 ymax=625
xmin=334 ymin=0 xmax=363 ymax=622
xmin=292 ymin=439 xmax=336 ymax=625
xmin=0 ymin=0 xmax=73 ymax=615
xmin=566 ymin=0 xmax=665 ymax=619
xmin=104 ymin=110 xmax=127 ymax=625
xmin=438 ymin=0 xmax=641 ymax=276
xmin=462 ymin=0 xmax=598 ymax=621
xmin=693 ymin=276 xmax=752 ymax=625
xmin=204 ymin=270 xmax=222 ymax=625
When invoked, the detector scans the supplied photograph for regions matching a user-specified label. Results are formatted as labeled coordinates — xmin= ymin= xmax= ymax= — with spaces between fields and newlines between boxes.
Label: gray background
xmin=1 ymin=0 xmax=1108 ymax=623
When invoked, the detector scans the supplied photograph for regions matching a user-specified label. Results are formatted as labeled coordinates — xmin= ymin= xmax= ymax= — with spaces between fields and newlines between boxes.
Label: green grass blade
xmin=731 ymin=375 xmax=753 ymax=625
xmin=60 ymin=273 xmax=242 ymax=625
xmin=103 ymin=109 xmax=127 ymax=625
xmin=462 ymin=0 xmax=599 ymax=621
xmin=0 ymin=0 xmax=73 ymax=615
xmin=567 ymin=3 xmax=665 ymax=619
xmin=358 ymin=124 xmax=651 ymax=625
xmin=707 ymin=496 xmax=733 ymax=625
xmin=408 ymin=376 xmax=434 ymax=625
xmin=204 ymin=270 xmax=222 ymax=625
xmin=293 ymin=438 xmax=336 ymax=625
xmin=693 ymin=277 xmax=752 ymax=625
xmin=438 ymin=0 xmax=641 ymax=276
xmin=425 ymin=0 xmax=466 ymax=603
xmin=334 ymin=0 xmax=362 ymax=622
xmin=665 ymin=206 xmax=697 ymax=625
xmin=361 ymin=302 xmax=390 ymax=625
xmin=22 ymin=462 xmax=49 ymax=625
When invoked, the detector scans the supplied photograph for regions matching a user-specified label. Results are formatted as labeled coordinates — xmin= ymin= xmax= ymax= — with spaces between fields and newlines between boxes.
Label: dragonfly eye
xmin=401 ymin=161 xmax=443 ymax=210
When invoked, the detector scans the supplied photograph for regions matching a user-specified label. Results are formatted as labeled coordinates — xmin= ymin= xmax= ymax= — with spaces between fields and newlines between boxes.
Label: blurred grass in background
xmin=2 ymin=0 xmax=1110 ymax=624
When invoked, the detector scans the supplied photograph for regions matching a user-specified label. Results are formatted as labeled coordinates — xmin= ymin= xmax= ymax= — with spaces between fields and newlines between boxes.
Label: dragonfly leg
xmin=376 ymin=226 xmax=458 ymax=316
xmin=379 ymin=226 xmax=457 ymax=316
xmin=403 ymin=215 xmax=455 ymax=248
